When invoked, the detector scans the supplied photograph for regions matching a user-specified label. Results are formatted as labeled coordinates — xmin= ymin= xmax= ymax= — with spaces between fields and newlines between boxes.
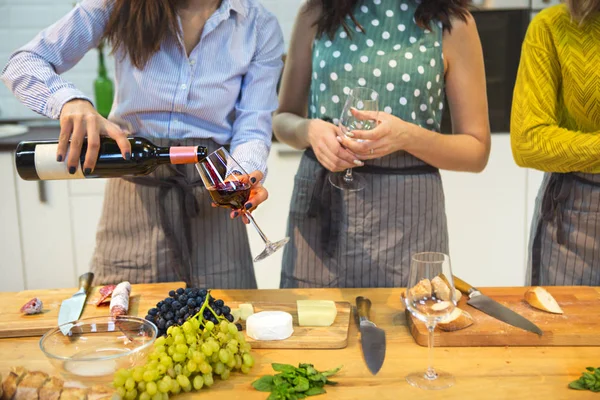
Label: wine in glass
xmin=195 ymin=147 xmax=289 ymax=262
xmin=404 ymin=252 xmax=457 ymax=390
xmin=328 ymin=87 xmax=379 ymax=192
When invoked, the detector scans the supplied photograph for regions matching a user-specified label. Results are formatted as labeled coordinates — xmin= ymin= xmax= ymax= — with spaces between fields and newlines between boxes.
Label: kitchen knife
xmin=453 ymin=275 xmax=543 ymax=336
xmin=356 ymin=296 xmax=386 ymax=375
xmin=58 ymin=272 xmax=94 ymax=335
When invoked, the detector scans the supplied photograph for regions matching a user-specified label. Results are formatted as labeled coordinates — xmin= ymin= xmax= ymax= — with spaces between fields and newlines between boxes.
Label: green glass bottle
xmin=94 ymin=41 xmax=114 ymax=118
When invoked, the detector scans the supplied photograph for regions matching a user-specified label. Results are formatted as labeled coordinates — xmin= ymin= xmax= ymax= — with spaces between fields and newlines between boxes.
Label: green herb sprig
xmin=569 ymin=366 xmax=600 ymax=392
xmin=252 ymin=363 xmax=342 ymax=399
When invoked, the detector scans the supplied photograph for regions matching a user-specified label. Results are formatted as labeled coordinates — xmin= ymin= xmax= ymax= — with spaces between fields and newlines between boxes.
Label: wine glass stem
xmin=426 ymin=324 xmax=437 ymax=380
xmin=343 ymin=168 xmax=354 ymax=183
xmin=243 ymin=211 xmax=270 ymax=245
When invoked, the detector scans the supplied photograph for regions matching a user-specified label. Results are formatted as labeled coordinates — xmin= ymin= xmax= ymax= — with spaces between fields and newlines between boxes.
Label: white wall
xmin=0 ymin=0 xmax=303 ymax=120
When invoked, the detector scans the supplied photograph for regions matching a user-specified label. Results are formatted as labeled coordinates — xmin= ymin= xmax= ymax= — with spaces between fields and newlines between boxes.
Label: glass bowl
xmin=40 ymin=316 xmax=157 ymax=384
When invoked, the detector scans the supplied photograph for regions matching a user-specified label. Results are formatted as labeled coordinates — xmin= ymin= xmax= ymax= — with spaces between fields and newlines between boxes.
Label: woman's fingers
xmin=104 ymin=121 xmax=131 ymax=160
xmin=66 ymin=117 xmax=85 ymax=175
xmin=82 ymin=116 xmax=100 ymax=174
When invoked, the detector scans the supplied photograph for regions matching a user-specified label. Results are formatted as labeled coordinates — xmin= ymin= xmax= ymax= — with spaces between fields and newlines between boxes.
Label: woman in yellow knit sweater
xmin=511 ymin=0 xmax=600 ymax=285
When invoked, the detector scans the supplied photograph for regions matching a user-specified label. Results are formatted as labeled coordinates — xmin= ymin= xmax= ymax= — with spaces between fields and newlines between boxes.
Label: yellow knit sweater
xmin=511 ymin=5 xmax=600 ymax=173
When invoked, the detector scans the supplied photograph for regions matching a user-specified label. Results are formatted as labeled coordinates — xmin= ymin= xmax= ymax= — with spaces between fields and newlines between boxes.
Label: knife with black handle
xmin=356 ymin=296 xmax=386 ymax=375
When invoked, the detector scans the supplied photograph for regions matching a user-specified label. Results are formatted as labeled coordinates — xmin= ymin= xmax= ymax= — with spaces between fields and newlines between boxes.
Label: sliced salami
xmin=96 ymin=284 xmax=116 ymax=306
xmin=110 ymin=281 xmax=131 ymax=317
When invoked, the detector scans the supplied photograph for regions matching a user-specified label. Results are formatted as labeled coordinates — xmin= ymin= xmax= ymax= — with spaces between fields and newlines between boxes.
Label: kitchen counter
xmin=0 ymin=287 xmax=599 ymax=399
xmin=0 ymin=124 xmax=60 ymax=152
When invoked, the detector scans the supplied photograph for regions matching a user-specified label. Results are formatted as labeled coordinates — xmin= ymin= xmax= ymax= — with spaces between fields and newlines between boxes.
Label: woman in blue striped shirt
xmin=1 ymin=0 xmax=285 ymax=289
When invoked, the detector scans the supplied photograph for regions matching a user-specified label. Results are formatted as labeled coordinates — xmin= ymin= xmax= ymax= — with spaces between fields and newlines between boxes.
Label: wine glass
xmin=328 ymin=87 xmax=379 ymax=192
xmin=404 ymin=252 xmax=457 ymax=390
xmin=195 ymin=147 xmax=289 ymax=262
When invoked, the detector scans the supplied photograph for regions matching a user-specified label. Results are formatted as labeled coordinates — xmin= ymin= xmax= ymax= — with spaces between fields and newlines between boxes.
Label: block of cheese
xmin=246 ymin=311 xmax=294 ymax=341
xmin=239 ymin=303 xmax=254 ymax=320
xmin=296 ymin=300 xmax=337 ymax=327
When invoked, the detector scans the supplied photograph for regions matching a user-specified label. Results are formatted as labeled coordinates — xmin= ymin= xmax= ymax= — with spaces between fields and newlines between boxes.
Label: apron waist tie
xmin=304 ymin=147 xmax=439 ymax=257
xmin=123 ymin=164 xmax=203 ymax=286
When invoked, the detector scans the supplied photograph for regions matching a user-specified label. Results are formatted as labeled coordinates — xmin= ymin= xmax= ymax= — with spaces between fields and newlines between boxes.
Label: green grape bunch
xmin=113 ymin=290 xmax=255 ymax=399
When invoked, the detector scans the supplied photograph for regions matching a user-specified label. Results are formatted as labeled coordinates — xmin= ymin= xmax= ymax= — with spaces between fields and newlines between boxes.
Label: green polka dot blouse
xmin=309 ymin=0 xmax=446 ymax=133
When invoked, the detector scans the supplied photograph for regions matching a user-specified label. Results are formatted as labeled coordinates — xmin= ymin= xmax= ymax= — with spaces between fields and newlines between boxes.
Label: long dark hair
xmin=102 ymin=0 xmax=180 ymax=69
xmin=306 ymin=0 xmax=471 ymax=39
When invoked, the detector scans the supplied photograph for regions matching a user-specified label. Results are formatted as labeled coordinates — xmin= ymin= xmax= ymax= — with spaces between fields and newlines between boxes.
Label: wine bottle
xmin=94 ymin=41 xmax=114 ymax=118
xmin=15 ymin=136 xmax=209 ymax=181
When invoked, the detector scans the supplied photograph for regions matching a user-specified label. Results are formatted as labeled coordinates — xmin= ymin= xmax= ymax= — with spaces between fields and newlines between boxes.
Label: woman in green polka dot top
xmin=273 ymin=0 xmax=491 ymax=288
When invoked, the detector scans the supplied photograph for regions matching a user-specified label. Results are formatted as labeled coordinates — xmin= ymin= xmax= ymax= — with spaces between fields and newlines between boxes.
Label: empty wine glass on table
xmin=328 ymin=87 xmax=379 ymax=192
xmin=404 ymin=252 xmax=457 ymax=390
xmin=195 ymin=147 xmax=289 ymax=262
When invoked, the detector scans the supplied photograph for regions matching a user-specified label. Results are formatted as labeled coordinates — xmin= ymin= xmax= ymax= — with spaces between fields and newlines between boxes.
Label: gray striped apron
xmin=528 ymin=171 xmax=600 ymax=286
xmin=280 ymin=147 xmax=449 ymax=289
xmin=90 ymin=137 xmax=257 ymax=289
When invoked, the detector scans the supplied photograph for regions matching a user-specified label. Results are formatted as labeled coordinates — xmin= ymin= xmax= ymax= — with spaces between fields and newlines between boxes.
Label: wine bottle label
xmin=170 ymin=146 xmax=199 ymax=164
xmin=34 ymin=143 xmax=85 ymax=180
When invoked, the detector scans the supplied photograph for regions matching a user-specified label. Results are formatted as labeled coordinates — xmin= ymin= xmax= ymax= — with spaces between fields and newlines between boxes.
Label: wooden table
xmin=1 ymin=287 xmax=599 ymax=400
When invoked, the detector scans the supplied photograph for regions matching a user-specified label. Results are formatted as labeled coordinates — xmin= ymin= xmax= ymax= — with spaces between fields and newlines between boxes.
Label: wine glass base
xmin=406 ymin=370 xmax=454 ymax=390
xmin=328 ymin=171 xmax=367 ymax=192
xmin=253 ymin=237 xmax=290 ymax=262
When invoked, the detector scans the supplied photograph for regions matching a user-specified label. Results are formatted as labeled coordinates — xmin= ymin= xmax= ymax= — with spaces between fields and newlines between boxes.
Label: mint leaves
xmin=252 ymin=363 xmax=342 ymax=399
xmin=569 ymin=367 xmax=600 ymax=392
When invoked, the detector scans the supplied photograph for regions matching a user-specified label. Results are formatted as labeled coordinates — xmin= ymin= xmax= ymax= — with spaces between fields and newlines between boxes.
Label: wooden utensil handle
xmin=453 ymin=275 xmax=476 ymax=295
xmin=79 ymin=273 xmax=94 ymax=294
xmin=356 ymin=296 xmax=372 ymax=320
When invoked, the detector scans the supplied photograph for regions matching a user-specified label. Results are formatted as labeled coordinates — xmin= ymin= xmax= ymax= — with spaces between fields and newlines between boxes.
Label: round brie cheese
xmin=246 ymin=311 xmax=294 ymax=341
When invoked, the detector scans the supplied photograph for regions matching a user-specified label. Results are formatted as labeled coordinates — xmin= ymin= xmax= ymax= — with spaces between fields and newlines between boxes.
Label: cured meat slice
xmin=20 ymin=298 xmax=43 ymax=315
xmin=95 ymin=285 xmax=116 ymax=306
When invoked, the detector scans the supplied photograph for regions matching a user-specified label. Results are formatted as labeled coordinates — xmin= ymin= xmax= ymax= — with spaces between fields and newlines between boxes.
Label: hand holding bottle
xmin=58 ymin=99 xmax=131 ymax=175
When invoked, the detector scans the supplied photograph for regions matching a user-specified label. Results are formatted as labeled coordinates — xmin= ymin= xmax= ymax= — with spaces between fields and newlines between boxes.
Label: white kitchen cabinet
xmin=0 ymin=152 xmax=26 ymax=291
xmin=68 ymin=179 xmax=107 ymax=277
xmin=14 ymin=170 xmax=78 ymax=290
xmin=441 ymin=135 xmax=527 ymax=287
xmin=246 ymin=143 xmax=303 ymax=288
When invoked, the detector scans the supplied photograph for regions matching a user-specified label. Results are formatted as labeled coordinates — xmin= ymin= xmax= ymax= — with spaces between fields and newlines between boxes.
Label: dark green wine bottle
xmin=94 ymin=41 xmax=114 ymax=118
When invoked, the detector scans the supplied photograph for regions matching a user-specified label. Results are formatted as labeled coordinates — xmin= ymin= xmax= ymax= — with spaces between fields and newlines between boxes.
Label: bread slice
xmin=39 ymin=377 xmax=64 ymax=400
xmin=431 ymin=276 xmax=451 ymax=301
xmin=14 ymin=371 xmax=49 ymax=400
xmin=409 ymin=279 xmax=432 ymax=300
xmin=58 ymin=388 xmax=87 ymax=400
xmin=454 ymin=288 xmax=462 ymax=302
xmin=86 ymin=386 xmax=114 ymax=400
xmin=2 ymin=366 xmax=28 ymax=400
xmin=524 ymin=287 xmax=563 ymax=314
xmin=438 ymin=308 xmax=474 ymax=332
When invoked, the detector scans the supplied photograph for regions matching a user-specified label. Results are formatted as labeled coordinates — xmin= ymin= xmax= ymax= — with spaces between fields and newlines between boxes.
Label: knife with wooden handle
xmin=453 ymin=275 xmax=543 ymax=336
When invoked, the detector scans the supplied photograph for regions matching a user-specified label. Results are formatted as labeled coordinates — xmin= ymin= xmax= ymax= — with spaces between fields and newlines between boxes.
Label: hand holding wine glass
xmin=329 ymin=87 xmax=379 ymax=191
xmin=404 ymin=252 xmax=457 ymax=390
xmin=196 ymin=147 xmax=289 ymax=262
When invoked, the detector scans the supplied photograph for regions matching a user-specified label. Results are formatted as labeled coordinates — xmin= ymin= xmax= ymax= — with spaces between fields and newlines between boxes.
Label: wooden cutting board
xmin=229 ymin=301 xmax=351 ymax=350
xmin=406 ymin=286 xmax=600 ymax=347
xmin=0 ymin=282 xmax=185 ymax=338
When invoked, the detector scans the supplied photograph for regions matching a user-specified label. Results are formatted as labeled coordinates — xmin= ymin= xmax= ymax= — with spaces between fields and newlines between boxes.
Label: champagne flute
xmin=195 ymin=147 xmax=289 ymax=262
xmin=328 ymin=87 xmax=379 ymax=192
xmin=404 ymin=252 xmax=457 ymax=390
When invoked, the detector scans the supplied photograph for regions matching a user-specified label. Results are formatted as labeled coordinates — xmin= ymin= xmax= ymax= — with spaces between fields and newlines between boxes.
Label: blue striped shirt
xmin=1 ymin=0 xmax=284 ymax=176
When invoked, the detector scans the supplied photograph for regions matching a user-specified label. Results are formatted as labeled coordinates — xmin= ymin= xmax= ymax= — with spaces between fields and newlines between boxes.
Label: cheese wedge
xmin=296 ymin=300 xmax=337 ymax=327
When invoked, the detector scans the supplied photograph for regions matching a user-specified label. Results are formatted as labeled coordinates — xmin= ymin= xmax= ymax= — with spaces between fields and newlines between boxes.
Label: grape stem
xmin=193 ymin=291 xmax=225 ymax=338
